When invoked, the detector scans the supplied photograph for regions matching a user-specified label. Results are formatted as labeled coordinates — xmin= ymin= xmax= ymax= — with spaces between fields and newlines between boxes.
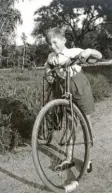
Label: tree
xmin=34 ymin=43 xmax=52 ymax=66
xmin=0 ymin=0 xmax=22 ymax=41
xmin=32 ymin=0 xmax=112 ymax=51
xmin=21 ymin=32 xmax=27 ymax=69
xmin=0 ymin=0 xmax=22 ymax=67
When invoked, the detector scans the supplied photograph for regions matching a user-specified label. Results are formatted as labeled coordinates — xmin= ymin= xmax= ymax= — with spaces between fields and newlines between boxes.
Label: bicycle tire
xmin=32 ymin=99 xmax=90 ymax=193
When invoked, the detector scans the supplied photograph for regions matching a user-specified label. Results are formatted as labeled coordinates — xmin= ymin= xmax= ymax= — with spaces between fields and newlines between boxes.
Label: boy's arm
xmin=79 ymin=48 xmax=102 ymax=62
xmin=70 ymin=48 xmax=102 ymax=63
xmin=44 ymin=54 xmax=55 ymax=84
xmin=70 ymin=48 xmax=84 ymax=58
xmin=44 ymin=61 xmax=51 ymax=75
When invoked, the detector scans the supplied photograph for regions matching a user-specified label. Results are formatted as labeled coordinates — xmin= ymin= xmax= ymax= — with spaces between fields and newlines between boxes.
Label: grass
xmin=0 ymin=66 xmax=111 ymax=106
xmin=0 ymin=69 xmax=43 ymax=153
xmin=84 ymin=66 xmax=112 ymax=101
xmin=0 ymin=69 xmax=44 ymax=113
xmin=0 ymin=66 xmax=111 ymax=153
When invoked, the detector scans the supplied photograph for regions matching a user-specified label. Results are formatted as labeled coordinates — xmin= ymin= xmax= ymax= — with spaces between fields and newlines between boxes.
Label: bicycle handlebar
xmin=48 ymin=54 xmax=100 ymax=72
xmin=44 ymin=54 xmax=100 ymax=83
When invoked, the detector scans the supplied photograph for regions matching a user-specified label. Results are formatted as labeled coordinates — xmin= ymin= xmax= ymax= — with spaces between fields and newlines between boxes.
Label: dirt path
xmin=0 ymin=97 xmax=112 ymax=193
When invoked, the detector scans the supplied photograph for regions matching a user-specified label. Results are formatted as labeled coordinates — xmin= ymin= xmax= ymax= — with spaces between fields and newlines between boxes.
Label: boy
xmin=44 ymin=27 xmax=102 ymax=172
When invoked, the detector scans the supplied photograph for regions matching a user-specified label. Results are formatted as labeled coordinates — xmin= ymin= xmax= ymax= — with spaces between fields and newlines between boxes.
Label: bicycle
xmin=32 ymin=56 xmax=95 ymax=193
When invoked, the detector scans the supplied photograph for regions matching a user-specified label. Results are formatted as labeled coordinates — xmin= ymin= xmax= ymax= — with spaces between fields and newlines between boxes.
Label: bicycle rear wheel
xmin=32 ymin=99 xmax=90 ymax=193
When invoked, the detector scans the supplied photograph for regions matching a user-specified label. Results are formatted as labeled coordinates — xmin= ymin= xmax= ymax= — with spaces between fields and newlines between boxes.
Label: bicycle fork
xmin=58 ymin=66 xmax=76 ymax=153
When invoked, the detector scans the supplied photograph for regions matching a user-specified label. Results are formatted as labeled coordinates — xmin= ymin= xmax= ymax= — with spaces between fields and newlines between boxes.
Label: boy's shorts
xmin=70 ymin=70 xmax=95 ymax=115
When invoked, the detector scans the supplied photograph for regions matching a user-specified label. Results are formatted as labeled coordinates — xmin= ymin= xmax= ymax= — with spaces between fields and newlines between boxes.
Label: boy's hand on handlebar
xmin=78 ymin=49 xmax=101 ymax=64
xmin=47 ymin=53 xmax=58 ymax=66
xmin=78 ymin=50 xmax=90 ymax=63
xmin=62 ymin=58 xmax=72 ymax=67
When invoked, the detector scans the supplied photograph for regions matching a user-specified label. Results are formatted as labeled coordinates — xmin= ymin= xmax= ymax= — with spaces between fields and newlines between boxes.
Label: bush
xmin=86 ymin=73 xmax=111 ymax=101
xmin=0 ymin=97 xmax=36 ymax=154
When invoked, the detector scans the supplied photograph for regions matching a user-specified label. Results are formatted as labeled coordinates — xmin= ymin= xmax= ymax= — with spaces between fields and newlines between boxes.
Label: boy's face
xmin=49 ymin=36 xmax=66 ymax=54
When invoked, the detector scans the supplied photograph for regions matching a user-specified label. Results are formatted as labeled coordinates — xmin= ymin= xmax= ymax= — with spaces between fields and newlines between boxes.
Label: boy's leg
xmin=86 ymin=114 xmax=92 ymax=131
xmin=44 ymin=81 xmax=54 ymax=104
xmin=66 ymin=137 xmax=74 ymax=161
xmin=65 ymin=72 xmax=94 ymax=172
xmin=66 ymin=114 xmax=93 ymax=164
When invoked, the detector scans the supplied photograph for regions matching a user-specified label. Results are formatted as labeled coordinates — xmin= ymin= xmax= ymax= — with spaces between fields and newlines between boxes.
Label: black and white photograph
xmin=0 ymin=0 xmax=112 ymax=193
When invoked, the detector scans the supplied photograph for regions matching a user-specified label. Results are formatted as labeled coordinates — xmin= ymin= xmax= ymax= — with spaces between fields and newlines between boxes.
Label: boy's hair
xmin=46 ymin=27 xmax=65 ymax=42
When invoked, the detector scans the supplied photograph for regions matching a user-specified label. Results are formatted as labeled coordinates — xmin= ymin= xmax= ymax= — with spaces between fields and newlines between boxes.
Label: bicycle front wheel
xmin=32 ymin=99 xmax=90 ymax=193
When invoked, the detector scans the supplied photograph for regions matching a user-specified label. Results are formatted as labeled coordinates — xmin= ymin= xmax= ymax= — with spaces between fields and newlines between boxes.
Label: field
xmin=0 ymin=68 xmax=44 ymax=112
xmin=0 ymin=66 xmax=112 ymax=193
xmin=0 ymin=65 xmax=112 ymax=104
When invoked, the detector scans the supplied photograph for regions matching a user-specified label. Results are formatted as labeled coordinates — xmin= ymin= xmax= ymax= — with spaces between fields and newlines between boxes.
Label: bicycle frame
xmin=43 ymin=64 xmax=77 ymax=148
xmin=32 ymin=55 xmax=98 ymax=193
xmin=43 ymin=61 xmax=94 ymax=146
xmin=60 ymin=65 xmax=76 ymax=148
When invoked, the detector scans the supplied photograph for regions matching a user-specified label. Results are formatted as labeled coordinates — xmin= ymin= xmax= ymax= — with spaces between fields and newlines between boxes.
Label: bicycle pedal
xmin=55 ymin=160 xmax=75 ymax=171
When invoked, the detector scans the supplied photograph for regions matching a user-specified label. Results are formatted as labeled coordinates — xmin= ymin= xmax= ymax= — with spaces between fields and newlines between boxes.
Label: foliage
xmin=34 ymin=43 xmax=52 ymax=66
xmin=0 ymin=98 xmax=35 ymax=153
xmin=0 ymin=0 xmax=22 ymax=67
xmin=0 ymin=0 xmax=22 ymax=34
xmin=32 ymin=0 xmax=112 ymax=57
xmin=0 ymin=42 xmax=51 ymax=68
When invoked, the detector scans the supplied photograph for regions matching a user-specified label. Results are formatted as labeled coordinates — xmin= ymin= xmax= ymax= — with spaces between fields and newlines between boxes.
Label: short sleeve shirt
xmin=45 ymin=47 xmax=84 ymax=77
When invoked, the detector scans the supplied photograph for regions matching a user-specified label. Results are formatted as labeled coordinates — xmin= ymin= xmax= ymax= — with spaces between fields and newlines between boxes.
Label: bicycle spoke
xmin=32 ymin=99 xmax=90 ymax=192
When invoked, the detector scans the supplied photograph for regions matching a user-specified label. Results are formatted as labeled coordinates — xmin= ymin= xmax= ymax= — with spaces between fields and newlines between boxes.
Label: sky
xmin=15 ymin=0 xmax=52 ymax=45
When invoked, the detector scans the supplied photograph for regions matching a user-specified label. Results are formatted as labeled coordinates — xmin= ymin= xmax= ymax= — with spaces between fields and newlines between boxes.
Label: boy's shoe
xmin=87 ymin=160 xmax=92 ymax=173
xmin=55 ymin=160 xmax=75 ymax=171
